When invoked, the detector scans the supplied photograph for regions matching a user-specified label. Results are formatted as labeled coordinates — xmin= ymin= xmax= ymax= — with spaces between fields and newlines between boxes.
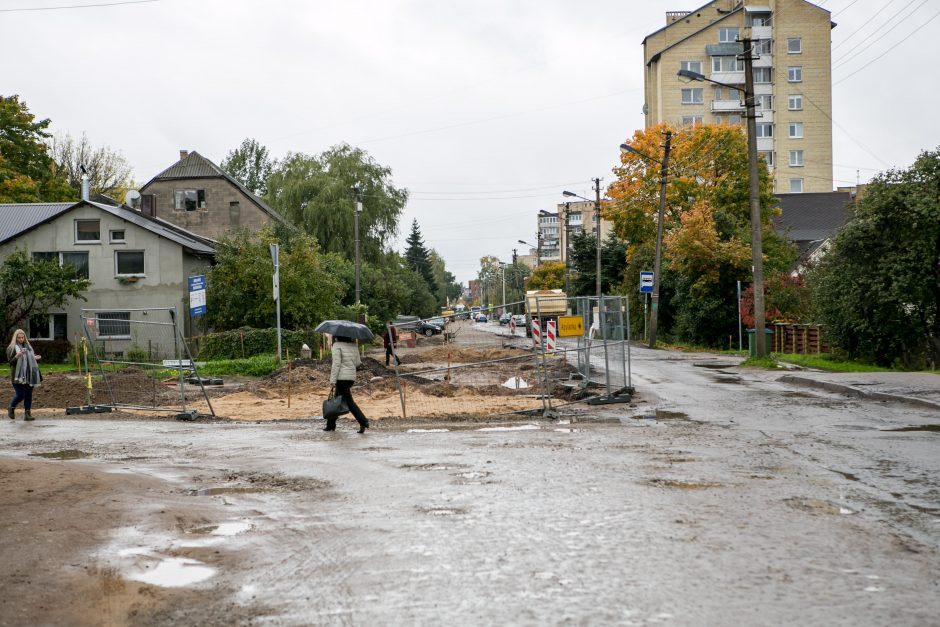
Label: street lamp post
xmin=352 ymin=185 xmax=363 ymax=307
xmin=678 ymin=34 xmax=766 ymax=356
xmin=563 ymin=179 xmax=603 ymax=303
xmin=620 ymin=132 xmax=672 ymax=349
xmin=518 ymin=238 xmax=541 ymax=267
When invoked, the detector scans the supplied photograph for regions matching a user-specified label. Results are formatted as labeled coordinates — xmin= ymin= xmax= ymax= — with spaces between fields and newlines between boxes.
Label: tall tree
xmin=429 ymin=251 xmax=462 ymax=307
xmin=221 ymin=137 xmax=274 ymax=196
xmin=526 ymin=261 xmax=565 ymax=291
xmin=404 ymin=219 xmax=437 ymax=295
xmin=0 ymin=95 xmax=73 ymax=202
xmin=567 ymin=231 xmax=627 ymax=297
xmin=49 ymin=132 xmax=134 ymax=199
xmin=0 ymin=250 xmax=90 ymax=339
xmin=265 ymin=143 xmax=407 ymax=263
xmin=810 ymin=148 xmax=940 ymax=368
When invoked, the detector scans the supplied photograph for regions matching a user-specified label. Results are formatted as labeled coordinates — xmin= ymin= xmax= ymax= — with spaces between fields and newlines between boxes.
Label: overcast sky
xmin=2 ymin=0 xmax=938 ymax=284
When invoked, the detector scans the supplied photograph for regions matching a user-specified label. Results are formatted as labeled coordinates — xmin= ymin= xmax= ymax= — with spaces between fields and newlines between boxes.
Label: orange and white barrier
xmin=546 ymin=320 xmax=556 ymax=353
xmin=532 ymin=318 xmax=541 ymax=347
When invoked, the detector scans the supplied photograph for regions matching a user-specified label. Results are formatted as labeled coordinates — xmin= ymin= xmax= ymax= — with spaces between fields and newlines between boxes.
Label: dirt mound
xmin=403 ymin=345 xmax=527 ymax=364
xmin=31 ymin=367 xmax=181 ymax=410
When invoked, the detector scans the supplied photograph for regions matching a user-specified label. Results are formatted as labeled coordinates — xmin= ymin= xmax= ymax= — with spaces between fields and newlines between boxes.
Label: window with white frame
xmin=681 ymin=115 xmax=704 ymax=126
xmin=109 ymin=229 xmax=125 ymax=243
xmin=755 ymin=39 xmax=772 ymax=55
xmin=759 ymin=151 xmax=775 ymax=167
xmin=789 ymin=150 xmax=804 ymax=167
xmin=115 ymin=250 xmax=145 ymax=276
xmin=719 ymin=27 xmax=739 ymax=43
xmin=753 ymin=67 xmax=773 ymax=83
xmin=681 ymin=88 xmax=704 ymax=104
xmin=789 ymin=122 xmax=804 ymax=138
xmin=788 ymin=66 xmax=803 ymax=82
xmin=787 ymin=37 xmax=802 ymax=54
xmin=728 ymin=114 xmax=742 ymax=125
xmin=96 ymin=312 xmax=131 ymax=338
xmin=757 ymin=94 xmax=773 ymax=110
xmin=789 ymin=178 xmax=804 ymax=193
xmin=756 ymin=123 xmax=774 ymax=138
xmin=680 ymin=60 xmax=702 ymax=74
xmin=75 ymin=219 xmax=100 ymax=243
xmin=788 ymin=94 xmax=803 ymax=110
xmin=712 ymin=56 xmax=745 ymax=72
xmin=750 ymin=13 xmax=772 ymax=27
xmin=28 ymin=313 xmax=67 ymax=340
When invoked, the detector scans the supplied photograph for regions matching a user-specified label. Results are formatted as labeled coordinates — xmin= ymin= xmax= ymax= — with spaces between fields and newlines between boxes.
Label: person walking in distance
xmin=383 ymin=321 xmax=401 ymax=367
xmin=7 ymin=329 xmax=41 ymax=421
xmin=327 ymin=336 xmax=370 ymax=433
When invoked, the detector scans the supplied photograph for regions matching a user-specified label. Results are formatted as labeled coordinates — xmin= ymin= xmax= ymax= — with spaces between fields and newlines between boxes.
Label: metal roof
xmin=0 ymin=201 xmax=215 ymax=255
xmin=774 ymin=192 xmax=854 ymax=246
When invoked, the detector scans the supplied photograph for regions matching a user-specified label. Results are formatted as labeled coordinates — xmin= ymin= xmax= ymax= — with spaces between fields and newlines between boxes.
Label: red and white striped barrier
xmin=532 ymin=318 xmax=541 ymax=347
xmin=546 ymin=320 xmax=556 ymax=353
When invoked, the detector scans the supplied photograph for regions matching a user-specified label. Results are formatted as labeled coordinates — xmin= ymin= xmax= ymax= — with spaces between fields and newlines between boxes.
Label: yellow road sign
xmin=558 ymin=315 xmax=583 ymax=337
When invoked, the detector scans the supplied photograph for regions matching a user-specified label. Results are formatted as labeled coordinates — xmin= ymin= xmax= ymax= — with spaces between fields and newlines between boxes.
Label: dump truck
xmin=524 ymin=289 xmax=568 ymax=338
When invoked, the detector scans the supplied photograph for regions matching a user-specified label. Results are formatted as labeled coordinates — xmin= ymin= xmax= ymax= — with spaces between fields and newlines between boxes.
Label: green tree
xmin=265 ymin=143 xmax=407 ymax=263
xmin=429 ymin=251 xmax=462 ymax=307
xmin=0 ymin=249 xmax=90 ymax=338
xmin=204 ymin=227 xmax=344 ymax=331
xmin=49 ymin=132 xmax=134 ymax=199
xmin=568 ymin=232 xmax=627 ymax=296
xmin=221 ymin=137 xmax=274 ymax=196
xmin=810 ymin=149 xmax=940 ymax=367
xmin=0 ymin=95 xmax=73 ymax=202
xmin=526 ymin=262 xmax=566 ymax=290
xmin=404 ymin=219 xmax=437 ymax=296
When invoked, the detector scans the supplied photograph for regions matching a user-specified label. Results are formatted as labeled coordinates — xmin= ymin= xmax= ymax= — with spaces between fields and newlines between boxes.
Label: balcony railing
xmin=711 ymin=99 xmax=745 ymax=113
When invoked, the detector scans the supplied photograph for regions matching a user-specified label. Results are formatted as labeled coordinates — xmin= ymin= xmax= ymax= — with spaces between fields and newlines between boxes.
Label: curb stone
xmin=778 ymin=375 xmax=940 ymax=412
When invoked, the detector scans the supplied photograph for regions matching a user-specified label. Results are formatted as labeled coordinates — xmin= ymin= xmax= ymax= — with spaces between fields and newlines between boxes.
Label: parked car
xmin=475 ymin=313 xmax=488 ymax=323
xmin=499 ymin=313 xmax=512 ymax=325
xmin=416 ymin=320 xmax=443 ymax=337
xmin=513 ymin=314 xmax=526 ymax=326
xmin=428 ymin=316 xmax=446 ymax=327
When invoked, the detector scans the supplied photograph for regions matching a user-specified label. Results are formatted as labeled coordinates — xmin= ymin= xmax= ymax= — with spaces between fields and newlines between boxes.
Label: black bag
xmin=322 ymin=386 xmax=349 ymax=419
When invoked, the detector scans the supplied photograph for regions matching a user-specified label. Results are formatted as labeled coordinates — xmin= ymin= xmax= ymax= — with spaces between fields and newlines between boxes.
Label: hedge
xmin=194 ymin=327 xmax=324 ymax=361
xmin=29 ymin=339 xmax=73 ymax=364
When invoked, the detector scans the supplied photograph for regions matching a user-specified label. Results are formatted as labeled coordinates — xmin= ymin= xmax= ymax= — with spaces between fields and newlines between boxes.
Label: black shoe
xmin=357 ymin=418 xmax=370 ymax=434
xmin=7 ymin=406 xmax=13 ymax=420
xmin=323 ymin=422 xmax=336 ymax=431
xmin=24 ymin=411 xmax=33 ymax=421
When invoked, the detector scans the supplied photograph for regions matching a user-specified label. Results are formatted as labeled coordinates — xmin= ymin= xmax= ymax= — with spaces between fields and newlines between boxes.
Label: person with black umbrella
xmin=326 ymin=336 xmax=370 ymax=433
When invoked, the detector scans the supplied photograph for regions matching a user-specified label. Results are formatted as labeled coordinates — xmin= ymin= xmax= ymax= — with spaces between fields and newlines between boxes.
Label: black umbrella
xmin=314 ymin=319 xmax=375 ymax=341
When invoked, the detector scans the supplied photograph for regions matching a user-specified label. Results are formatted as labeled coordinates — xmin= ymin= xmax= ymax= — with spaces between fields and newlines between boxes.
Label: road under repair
xmin=1 ymin=346 xmax=938 ymax=626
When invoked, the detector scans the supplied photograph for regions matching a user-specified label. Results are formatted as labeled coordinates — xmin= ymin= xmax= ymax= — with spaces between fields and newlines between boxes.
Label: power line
xmin=0 ymin=0 xmax=158 ymax=11
xmin=832 ymin=0 xmax=928 ymax=66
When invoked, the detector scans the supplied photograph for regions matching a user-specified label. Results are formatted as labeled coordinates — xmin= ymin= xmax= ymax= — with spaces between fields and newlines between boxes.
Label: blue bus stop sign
xmin=639 ymin=271 xmax=654 ymax=294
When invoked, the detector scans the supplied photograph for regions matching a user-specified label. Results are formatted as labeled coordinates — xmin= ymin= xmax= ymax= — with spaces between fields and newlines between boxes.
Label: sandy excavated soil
xmin=27 ymin=344 xmax=574 ymax=422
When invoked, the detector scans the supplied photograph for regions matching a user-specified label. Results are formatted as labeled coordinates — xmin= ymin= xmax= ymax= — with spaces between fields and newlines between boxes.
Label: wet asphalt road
xmin=2 ymin=345 xmax=939 ymax=626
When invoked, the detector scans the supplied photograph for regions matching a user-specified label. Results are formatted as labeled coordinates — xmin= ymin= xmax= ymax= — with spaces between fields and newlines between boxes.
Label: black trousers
xmin=385 ymin=345 xmax=400 ymax=366
xmin=333 ymin=379 xmax=368 ymax=427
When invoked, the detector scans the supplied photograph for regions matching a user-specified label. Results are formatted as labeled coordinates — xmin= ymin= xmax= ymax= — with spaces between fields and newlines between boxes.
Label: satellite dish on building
xmin=124 ymin=189 xmax=141 ymax=209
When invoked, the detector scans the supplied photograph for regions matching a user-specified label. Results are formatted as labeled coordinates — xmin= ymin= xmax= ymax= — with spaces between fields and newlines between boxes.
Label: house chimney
xmin=80 ymin=164 xmax=89 ymax=201
xmin=179 ymin=150 xmax=189 ymax=161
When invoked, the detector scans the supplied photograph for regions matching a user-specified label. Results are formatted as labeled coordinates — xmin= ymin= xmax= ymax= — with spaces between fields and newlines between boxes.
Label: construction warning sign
xmin=557 ymin=315 xmax=584 ymax=337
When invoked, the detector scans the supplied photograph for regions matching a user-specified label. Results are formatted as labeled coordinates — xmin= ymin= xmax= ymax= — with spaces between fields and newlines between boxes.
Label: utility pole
xmin=742 ymin=36 xmax=766 ymax=357
xmin=563 ymin=202 xmax=571 ymax=296
xmin=647 ymin=131 xmax=672 ymax=349
xmin=353 ymin=185 xmax=362 ymax=306
xmin=593 ymin=178 xmax=602 ymax=302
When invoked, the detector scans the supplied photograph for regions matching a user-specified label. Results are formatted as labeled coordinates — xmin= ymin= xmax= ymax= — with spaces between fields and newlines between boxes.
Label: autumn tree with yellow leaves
xmin=607 ymin=123 xmax=795 ymax=346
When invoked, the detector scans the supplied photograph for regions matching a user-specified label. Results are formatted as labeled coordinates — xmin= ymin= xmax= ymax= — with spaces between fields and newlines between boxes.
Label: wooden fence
xmin=771 ymin=323 xmax=829 ymax=354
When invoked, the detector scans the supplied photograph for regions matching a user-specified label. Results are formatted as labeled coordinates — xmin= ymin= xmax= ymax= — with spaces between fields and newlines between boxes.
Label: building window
xmin=759 ymin=151 xmax=775 ymax=167
xmin=681 ymin=115 xmax=704 ymax=126
xmin=789 ymin=150 xmax=804 ymax=167
xmin=75 ymin=219 xmax=100 ymax=243
xmin=753 ymin=67 xmax=773 ymax=83
xmin=34 ymin=251 xmax=89 ymax=280
xmin=787 ymin=37 xmax=802 ymax=54
xmin=719 ymin=27 xmax=739 ymax=43
xmin=110 ymin=229 xmax=125 ymax=243
xmin=712 ymin=56 xmax=744 ymax=72
xmin=97 ymin=312 xmax=131 ymax=338
xmin=789 ymin=122 xmax=804 ymax=138
xmin=789 ymin=178 xmax=804 ymax=193
xmin=750 ymin=14 xmax=772 ymax=27
xmin=788 ymin=66 xmax=803 ymax=82
xmin=681 ymin=88 xmax=704 ymax=104
xmin=174 ymin=189 xmax=206 ymax=211
xmin=755 ymin=39 xmax=772 ymax=55
xmin=788 ymin=94 xmax=803 ymax=110
xmin=680 ymin=60 xmax=702 ymax=74
xmin=115 ymin=251 xmax=145 ymax=276
xmin=756 ymin=94 xmax=773 ymax=110
xmin=756 ymin=123 xmax=774 ymax=138
xmin=28 ymin=313 xmax=67 ymax=340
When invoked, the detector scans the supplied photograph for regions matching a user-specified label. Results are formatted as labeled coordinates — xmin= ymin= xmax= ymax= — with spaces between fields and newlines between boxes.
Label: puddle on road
xmin=693 ymin=362 xmax=738 ymax=369
xmin=884 ymin=424 xmax=940 ymax=433
xmin=28 ymin=449 xmax=89 ymax=460
xmin=784 ymin=497 xmax=855 ymax=515
xmin=831 ymin=469 xmax=860 ymax=481
xmin=630 ymin=410 xmax=691 ymax=421
xmin=401 ymin=463 xmax=469 ymax=471
xmin=417 ymin=506 xmax=467 ymax=516
xmin=126 ymin=557 xmax=216 ymax=587
xmin=188 ymin=521 xmax=253 ymax=536
xmin=187 ymin=487 xmax=269 ymax=496
xmin=711 ymin=376 xmax=742 ymax=384
xmin=647 ymin=478 xmax=722 ymax=489
xmin=407 ymin=428 xmax=450 ymax=433
xmin=477 ymin=424 xmax=541 ymax=432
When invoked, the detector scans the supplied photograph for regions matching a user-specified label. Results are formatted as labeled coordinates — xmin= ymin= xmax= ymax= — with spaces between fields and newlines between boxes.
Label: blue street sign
xmin=639 ymin=271 xmax=654 ymax=294
xmin=189 ymin=274 xmax=207 ymax=316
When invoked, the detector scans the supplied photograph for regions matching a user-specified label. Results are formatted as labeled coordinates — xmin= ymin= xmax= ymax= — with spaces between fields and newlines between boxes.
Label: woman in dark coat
xmin=7 ymin=329 xmax=41 ymax=421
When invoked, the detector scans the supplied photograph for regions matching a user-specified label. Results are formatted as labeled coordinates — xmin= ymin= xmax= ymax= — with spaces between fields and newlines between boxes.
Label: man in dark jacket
xmin=383 ymin=322 xmax=401 ymax=367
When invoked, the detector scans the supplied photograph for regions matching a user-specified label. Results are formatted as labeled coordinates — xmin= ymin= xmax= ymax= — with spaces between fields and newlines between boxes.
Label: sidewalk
xmin=777 ymin=371 xmax=940 ymax=411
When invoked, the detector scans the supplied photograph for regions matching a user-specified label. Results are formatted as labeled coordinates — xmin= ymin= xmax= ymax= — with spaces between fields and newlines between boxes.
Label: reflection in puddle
xmin=784 ymin=497 xmax=855 ymax=515
xmin=407 ymin=428 xmax=450 ymax=433
xmin=29 ymin=449 xmax=89 ymax=460
xmin=187 ymin=486 xmax=268 ymax=496
xmin=127 ymin=557 xmax=216 ymax=587
xmin=647 ymin=478 xmax=722 ymax=490
xmin=477 ymin=424 xmax=541 ymax=432
xmin=884 ymin=424 xmax=940 ymax=433
xmin=553 ymin=428 xmax=583 ymax=433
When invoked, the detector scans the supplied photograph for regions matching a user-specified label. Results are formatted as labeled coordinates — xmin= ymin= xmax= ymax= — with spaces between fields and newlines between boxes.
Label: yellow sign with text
xmin=557 ymin=315 xmax=584 ymax=337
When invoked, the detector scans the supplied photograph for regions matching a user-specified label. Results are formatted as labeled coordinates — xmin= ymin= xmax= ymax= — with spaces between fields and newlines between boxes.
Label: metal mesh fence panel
xmin=79 ymin=307 xmax=214 ymax=417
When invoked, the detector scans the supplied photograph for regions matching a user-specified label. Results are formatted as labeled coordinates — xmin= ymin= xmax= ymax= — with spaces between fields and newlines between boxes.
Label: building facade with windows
xmin=642 ymin=0 xmax=834 ymax=192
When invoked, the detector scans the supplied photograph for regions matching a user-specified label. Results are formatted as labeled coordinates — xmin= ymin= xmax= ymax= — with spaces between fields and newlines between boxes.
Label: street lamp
xmin=677 ymin=35 xmax=766 ymax=356
xmin=563 ymin=178 xmax=603 ymax=303
xmin=518 ymin=238 xmax=541 ymax=266
xmin=352 ymin=185 xmax=363 ymax=307
xmin=620 ymin=132 xmax=672 ymax=349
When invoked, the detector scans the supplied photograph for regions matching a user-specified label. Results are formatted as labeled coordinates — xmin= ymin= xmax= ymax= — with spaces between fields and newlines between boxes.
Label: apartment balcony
xmin=753 ymin=53 xmax=773 ymax=68
xmin=711 ymin=99 xmax=745 ymax=113
xmin=756 ymin=137 xmax=774 ymax=152
xmin=710 ymin=70 xmax=744 ymax=86
xmin=750 ymin=25 xmax=772 ymax=40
